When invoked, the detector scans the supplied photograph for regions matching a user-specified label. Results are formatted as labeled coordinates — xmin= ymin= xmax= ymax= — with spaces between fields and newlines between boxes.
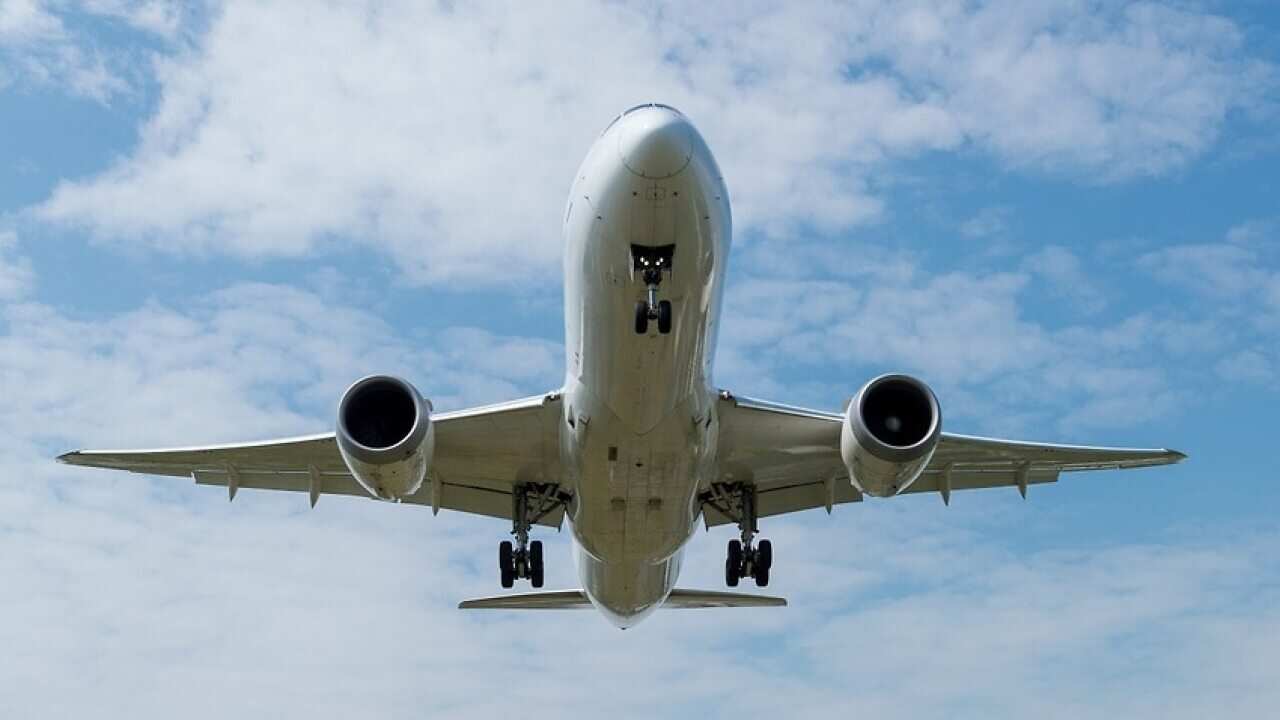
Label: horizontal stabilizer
xmin=458 ymin=588 xmax=787 ymax=610
xmin=663 ymin=588 xmax=787 ymax=608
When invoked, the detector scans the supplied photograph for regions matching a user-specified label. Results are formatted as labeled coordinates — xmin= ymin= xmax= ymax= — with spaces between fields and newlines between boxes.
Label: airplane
xmin=58 ymin=104 xmax=1186 ymax=629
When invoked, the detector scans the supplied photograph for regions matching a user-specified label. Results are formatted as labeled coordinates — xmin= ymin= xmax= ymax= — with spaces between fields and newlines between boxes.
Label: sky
xmin=1 ymin=1 xmax=1278 ymax=717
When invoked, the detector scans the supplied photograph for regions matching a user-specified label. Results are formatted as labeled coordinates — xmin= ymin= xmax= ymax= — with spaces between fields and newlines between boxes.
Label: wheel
xmin=657 ymin=300 xmax=672 ymax=334
xmin=757 ymin=539 xmax=772 ymax=571
xmin=725 ymin=556 xmax=740 ymax=587
xmin=727 ymin=539 xmax=743 ymax=568
xmin=499 ymin=541 xmax=514 ymax=588
xmin=634 ymin=301 xmax=649 ymax=334
xmin=530 ymin=540 xmax=544 ymax=588
xmin=753 ymin=564 xmax=770 ymax=587
xmin=725 ymin=539 xmax=743 ymax=587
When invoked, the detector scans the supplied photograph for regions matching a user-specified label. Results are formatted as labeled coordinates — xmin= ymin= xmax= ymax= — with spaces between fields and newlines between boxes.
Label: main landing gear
xmin=632 ymin=244 xmax=675 ymax=335
xmin=499 ymin=483 xmax=571 ymax=589
xmin=702 ymin=482 xmax=774 ymax=587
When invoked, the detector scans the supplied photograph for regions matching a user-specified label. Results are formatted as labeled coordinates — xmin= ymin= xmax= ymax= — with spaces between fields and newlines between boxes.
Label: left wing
xmin=707 ymin=392 xmax=1185 ymax=526
xmin=58 ymin=393 xmax=566 ymax=527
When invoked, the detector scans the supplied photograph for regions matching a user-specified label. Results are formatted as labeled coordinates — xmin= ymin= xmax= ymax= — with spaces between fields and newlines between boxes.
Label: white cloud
xmin=80 ymin=0 xmax=184 ymax=37
xmin=0 ymin=247 xmax=1267 ymax=718
xmin=1215 ymin=348 xmax=1273 ymax=385
xmin=1136 ymin=223 xmax=1280 ymax=391
xmin=722 ymin=221 xmax=1270 ymax=435
xmin=1022 ymin=244 xmax=1107 ymax=314
xmin=1 ymin=5 xmax=1274 ymax=715
xmin=0 ymin=282 xmax=561 ymax=452
xmin=33 ymin=1 xmax=1270 ymax=284
xmin=1140 ymin=221 xmax=1280 ymax=328
xmin=960 ymin=205 xmax=1012 ymax=239
xmin=716 ymin=241 xmax=1209 ymax=436
xmin=867 ymin=1 xmax=1270 ymax=177
xmin=0 ymin=229 xmax=33 ymax=299
xmin=0 ymin=0 xmax=61 ymax=40
xmin=1139 ymin=241 xmax=1267 ymax=300
xmin=0 ymin=0 xmax=180 ymax=100
xmin=2 ymin=367 xmax=1275 ymax=720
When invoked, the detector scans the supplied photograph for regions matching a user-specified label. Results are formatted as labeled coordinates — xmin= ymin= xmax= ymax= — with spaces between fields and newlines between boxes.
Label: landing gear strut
xmin=498 ymin=483 xmax=570 ymax=589
xmin=632 ymin=244 xmax=674 ymax=335
xmin=702 ymin=482 xmax=773 ymax=587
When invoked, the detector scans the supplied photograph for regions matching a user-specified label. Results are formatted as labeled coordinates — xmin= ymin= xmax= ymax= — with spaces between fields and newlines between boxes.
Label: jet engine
xmin=335 ymin=375 xmax=434 ymax=501
xmin=840 ymin=374 xmax=941 ymax=497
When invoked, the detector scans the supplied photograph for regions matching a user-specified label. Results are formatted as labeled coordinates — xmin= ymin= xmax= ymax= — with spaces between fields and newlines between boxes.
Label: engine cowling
xmin=335 ymin=375 xmax=434 ymax=501
xmin=840 ymin=374 xmax=941 ymax=497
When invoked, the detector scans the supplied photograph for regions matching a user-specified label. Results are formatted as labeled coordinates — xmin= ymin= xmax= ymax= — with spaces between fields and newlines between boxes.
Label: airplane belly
xmin=561 ymin=385 xmax=713 ymax=565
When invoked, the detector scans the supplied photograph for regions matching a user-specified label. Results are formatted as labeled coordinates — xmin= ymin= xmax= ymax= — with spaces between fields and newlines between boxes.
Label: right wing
xmin=58 ymin=393 xmax=566 ymax=527
xmin=709 ymin=392 xmax=1185 ymax=526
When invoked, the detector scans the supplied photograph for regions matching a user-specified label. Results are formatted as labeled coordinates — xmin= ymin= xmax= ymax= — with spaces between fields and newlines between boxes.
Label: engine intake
xmin=336 ymin=375 xmax=434 ymax=501
xmin=840 ymin=374 xmax=941 ymax=497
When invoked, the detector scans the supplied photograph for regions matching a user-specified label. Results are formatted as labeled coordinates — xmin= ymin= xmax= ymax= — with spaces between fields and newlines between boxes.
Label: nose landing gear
xmin=634 ymin=298 xmax=672 ymax=335
xmin=702 ymin=482 xmax=774 ymax=587
xmin=632 ymin=244 xmax=675 ymax=335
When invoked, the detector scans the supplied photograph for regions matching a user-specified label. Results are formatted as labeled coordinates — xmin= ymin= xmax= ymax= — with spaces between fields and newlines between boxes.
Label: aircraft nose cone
xmin=617 ymin=105 xmax=693 ymax=179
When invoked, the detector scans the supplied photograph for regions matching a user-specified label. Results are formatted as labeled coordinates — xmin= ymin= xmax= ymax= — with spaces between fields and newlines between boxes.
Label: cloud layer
xmin=0 ymin=278 xmax=1275 ymax=719
xmin=0 ymin=0 xmax=181 ymax=100
xmin=31 ymin=0 xmax=1271 ymax=283
xmin=3 ymin=2 xmax=1279 ymax=717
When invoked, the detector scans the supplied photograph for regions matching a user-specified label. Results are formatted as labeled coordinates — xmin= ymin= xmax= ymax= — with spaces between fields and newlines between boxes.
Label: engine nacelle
xmin=840 ymin=374 xmax=941 ymax=497
xmin=335 ymin=375 xmax=434 ymax=501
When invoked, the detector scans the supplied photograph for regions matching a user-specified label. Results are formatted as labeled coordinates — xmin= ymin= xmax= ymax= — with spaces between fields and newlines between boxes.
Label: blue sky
xmin=1 ymin=1 xmax=1278 ymax=717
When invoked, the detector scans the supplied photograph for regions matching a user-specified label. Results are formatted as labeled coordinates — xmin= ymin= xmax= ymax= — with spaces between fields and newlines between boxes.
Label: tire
xmin=499 ymin=541 xmax=514 ymax=589
xmin=757 ymin=539 xmax=772 ymax=571
xmin=530 ymin=540 xmax=544 ymax=588
xmin=726 ymin=539 xmax=743 ymax=587
xmin=727 ymin=539 xmax=743 ymax=567
xmin=634 ymin=301 xmax=649 ymax=334
xmin=754 ymin=564 xmax=770 ymax=587
xmin=657 ymin=300 xmax=672 ymax=334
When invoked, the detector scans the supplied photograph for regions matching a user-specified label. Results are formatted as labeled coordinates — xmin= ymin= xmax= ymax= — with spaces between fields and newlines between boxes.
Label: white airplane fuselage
xmin=560 ymin=105 xmax=731 ymax=628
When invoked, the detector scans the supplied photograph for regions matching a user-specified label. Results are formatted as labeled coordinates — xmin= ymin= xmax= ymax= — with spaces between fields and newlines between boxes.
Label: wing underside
xmin=58 ymin=393 xmax=566 ymax=527
xmin=708 ymin=392 xmax=1185 ymax=526
xmin=58 ymin=388 xmax=1185 ymax=528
